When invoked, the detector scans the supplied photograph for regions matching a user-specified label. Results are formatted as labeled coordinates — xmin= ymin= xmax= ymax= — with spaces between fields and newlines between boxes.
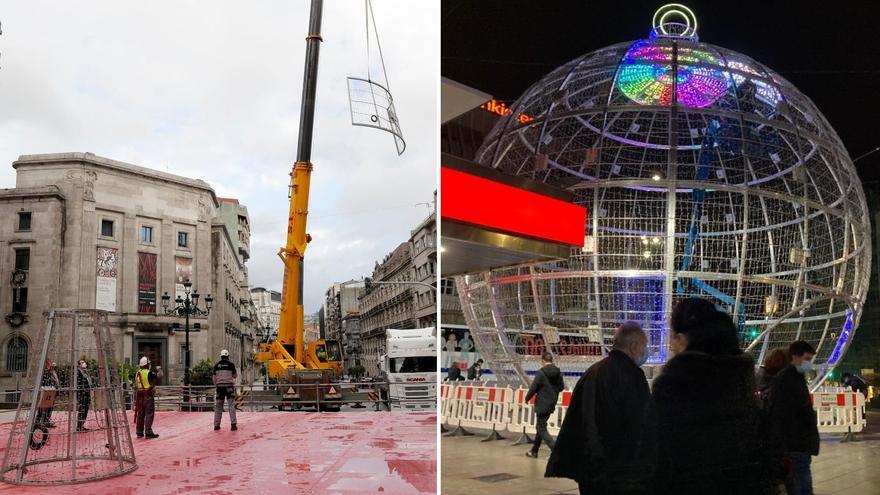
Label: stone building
xmin=213 ymin=198 xmax=257 ymax=383
xmin=410 ymin=210 xmax=436 ymax=328
xmin=0 ymin=152 xmax=259 ymax=393
xmin=341 ymin=312 xmax=362 ymax=373
xmin=323 ymin=280 xmax=364 ymax=343
xmin=359 ymin=242 xmax=415 ymax=376
xmin=250 ymin=287 xmax=281 ymax=340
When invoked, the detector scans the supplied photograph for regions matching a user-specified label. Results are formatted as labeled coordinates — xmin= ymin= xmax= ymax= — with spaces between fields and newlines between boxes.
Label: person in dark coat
xmin=651 ymin=298 xmax=782 ymax=495
xmin=444 ymin=366 xmax=464 ymax=382
xmin=75 ymin=359 xmax=93 ymax=432
xmin=767 ymin=340 xmax=819 ymax=495
xmin=467 ymin=359 xmax=483 ymax=380
xmin=545 ymin=322 xmax=653 ymax=495
xmin=525 ymin=352 xmax=565 ymax=458
xmin=842 ymin=372 xmax=868 ymax=396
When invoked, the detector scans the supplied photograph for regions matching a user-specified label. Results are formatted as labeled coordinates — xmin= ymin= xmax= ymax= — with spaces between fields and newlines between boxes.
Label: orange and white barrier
xmin=441 ymin=386 xmax=868 ymax=440
xmin=440 ymin=384 xmax=456 ymax=425
xmin=811 ymin=392 xmax=866 ymax=434
xmin=448 ymin=385 xmax=512 ymax=432
xmin=507 ymin=388 xmax=538 ymax=436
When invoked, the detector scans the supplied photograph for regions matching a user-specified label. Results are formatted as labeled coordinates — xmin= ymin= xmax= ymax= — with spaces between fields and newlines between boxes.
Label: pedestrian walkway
xmin=441 ymin=411 xmax=880 ymax=495
xmin=0 ymin=411 xmax=436 ymax=494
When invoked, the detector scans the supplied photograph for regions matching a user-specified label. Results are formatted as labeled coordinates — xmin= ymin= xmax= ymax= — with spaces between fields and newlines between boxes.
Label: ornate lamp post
xmin=161 ymin=279 xmax=212 ymax=408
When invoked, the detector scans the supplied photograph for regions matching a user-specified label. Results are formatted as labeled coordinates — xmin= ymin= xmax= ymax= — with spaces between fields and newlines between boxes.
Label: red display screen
xmin=441 ymin=166 xmax=586 ymax=246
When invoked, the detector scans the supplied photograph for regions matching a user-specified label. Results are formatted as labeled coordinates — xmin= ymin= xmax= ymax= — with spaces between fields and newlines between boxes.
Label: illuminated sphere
xmin=460 ymin=8 xmax=871 ymax=388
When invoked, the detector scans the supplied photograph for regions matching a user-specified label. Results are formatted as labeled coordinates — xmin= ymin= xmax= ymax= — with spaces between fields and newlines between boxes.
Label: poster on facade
xmin=138 ymin=252 xmax=157 ymax=313
xmin=175 ymin=256 xmax=193 ymax=299
xmin=95 ymin=247 xmax=118 ymax=312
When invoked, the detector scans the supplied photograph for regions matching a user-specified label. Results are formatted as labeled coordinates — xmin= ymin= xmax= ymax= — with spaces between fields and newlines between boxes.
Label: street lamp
xmin=161 ymin=279 xmax=212 ymax=409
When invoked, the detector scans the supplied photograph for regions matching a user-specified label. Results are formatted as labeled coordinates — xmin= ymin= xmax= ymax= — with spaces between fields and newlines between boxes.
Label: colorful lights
xmin=726 ymin=60 xmax=782 ymax=107
xmin=616 ymin=40 xmax=730 ymax=108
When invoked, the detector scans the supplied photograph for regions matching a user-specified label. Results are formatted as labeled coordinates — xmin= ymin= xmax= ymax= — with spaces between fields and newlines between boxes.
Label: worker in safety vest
xmin=134 ymin=356 xmax=162 ymax=438
xmin=212 ymin=349 xmax=238 ymax=431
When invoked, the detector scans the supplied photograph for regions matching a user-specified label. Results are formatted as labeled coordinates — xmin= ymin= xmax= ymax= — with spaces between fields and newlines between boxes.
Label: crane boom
xmin=278 ymin=0 xmax=323 ymax=364
xmin=256 ymin=0 xmax=343 ymax=388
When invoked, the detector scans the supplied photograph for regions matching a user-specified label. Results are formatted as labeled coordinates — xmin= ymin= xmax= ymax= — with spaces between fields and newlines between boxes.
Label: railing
xmin=118 ymin=382 xmax=433 ymax=412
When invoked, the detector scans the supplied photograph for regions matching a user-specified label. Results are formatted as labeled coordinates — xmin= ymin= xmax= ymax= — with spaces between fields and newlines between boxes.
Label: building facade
xmin=323 ymin=280 xmax=364 ymax=344
xmin=410 ymin=210 xmax=436 ymax=328
xmin=341 ymin=312 xmax=361 ymax=373
xmin=250 ymin=287 xmax=281 ymax=340
xmin=359 ymin=242 xmax=415 ymax=376
xmin=0 ymin=152 xmax=259 ymax=393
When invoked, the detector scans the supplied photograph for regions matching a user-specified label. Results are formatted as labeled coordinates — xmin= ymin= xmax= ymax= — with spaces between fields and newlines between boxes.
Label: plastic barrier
xmin=443 ymin=386 xmax=869 ymax=443
xmin=447 ymin=385 xmax=512 ymax=435
xmin=811 ymin=392 xmax=866 ymax=434
xmin=548 ymin=389 xmax=573 ymax=433
xmin=508 ymin=388 xmax=538 ymax=436
xmin=440 ymin=383 xmax=455 ymax=425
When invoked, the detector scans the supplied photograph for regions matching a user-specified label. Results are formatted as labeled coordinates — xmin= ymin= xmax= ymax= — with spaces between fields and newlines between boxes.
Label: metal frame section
xmin=461 ymin=30 xmax=871 ymax=389
xmin=347 ymin=77 xmax=406 ymax=155
xmin=0 ymin=309 xmax=137 ymax=485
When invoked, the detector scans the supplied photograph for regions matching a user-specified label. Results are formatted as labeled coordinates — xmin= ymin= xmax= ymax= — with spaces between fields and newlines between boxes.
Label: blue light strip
xmin=826 ymin=311 xmax=854 ymax=366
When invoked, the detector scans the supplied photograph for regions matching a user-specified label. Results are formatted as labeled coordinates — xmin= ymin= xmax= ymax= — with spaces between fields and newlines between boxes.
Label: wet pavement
xmin=441 ymin=411 xmax=880 ymax=495
xmin=0 ymin=410 xmax=436 ymax=494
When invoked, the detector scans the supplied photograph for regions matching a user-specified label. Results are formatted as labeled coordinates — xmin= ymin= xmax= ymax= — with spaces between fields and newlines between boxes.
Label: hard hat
xmin=139 ymin=356 xmax=149 ymax=367
xmin=220 ymin=349 xmax=229 ymax=357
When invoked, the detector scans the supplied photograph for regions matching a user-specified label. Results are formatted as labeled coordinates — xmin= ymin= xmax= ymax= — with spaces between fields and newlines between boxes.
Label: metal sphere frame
xmin=457 ymin=6 xmax=871 ymax=390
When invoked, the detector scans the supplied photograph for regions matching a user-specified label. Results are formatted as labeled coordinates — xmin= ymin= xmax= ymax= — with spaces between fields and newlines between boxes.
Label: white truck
xmin=378 ymin=327 xmax=437 ymax=410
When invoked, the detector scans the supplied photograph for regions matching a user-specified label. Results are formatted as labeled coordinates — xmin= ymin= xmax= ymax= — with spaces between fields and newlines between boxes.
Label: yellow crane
xmin=255 ymin=0 xmax=344 ymax=394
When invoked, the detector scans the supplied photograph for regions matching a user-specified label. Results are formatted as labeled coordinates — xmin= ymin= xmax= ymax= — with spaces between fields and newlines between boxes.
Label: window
xmin=178 ymin=231 xmax=188 ymax=248
xmin=6 ymin=336 xmax=27 ymax=372
xmin=17 ymin=212 xmax=31 ymax=231
xmin=12 ymin=288 xmax=27 ymax=313
xmin=141 ymin=226 xmax=153 ymax=243
xmin=179 ymin=345 xmax=192 ymax=365
xmin=440 ymin=278 xmax=455 ymax=296
xmin=101 ymin=219 xmax=114 ymax=237
xmin=14 ymin=248 xmax=30 ymax=271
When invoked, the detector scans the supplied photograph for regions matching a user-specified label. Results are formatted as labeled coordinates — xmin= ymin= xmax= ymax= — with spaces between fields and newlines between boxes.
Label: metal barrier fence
xmin=441 ymin=384 xmax=867 ymax=443
xmin=114 ymin=382 xmax=432 ymax=412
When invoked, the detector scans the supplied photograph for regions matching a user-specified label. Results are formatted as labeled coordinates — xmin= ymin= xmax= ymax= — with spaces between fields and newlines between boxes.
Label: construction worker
xmin=213 ymin=349 xmax=238 ymax=431
xmin=134 ymin=356 xmax=162 ymax=439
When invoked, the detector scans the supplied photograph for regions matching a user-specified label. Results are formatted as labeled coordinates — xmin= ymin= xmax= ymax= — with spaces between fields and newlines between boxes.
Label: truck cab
xmin=378 ymin=327 xmax=436 ymax=410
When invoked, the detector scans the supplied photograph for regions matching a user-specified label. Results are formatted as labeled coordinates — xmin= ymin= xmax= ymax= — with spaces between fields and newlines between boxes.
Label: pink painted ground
xmin=0 ymin=411 xmax=436 ymax=494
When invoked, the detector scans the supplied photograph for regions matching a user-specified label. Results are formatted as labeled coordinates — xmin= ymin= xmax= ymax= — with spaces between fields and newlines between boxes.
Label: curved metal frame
xmin=459 ymin=28 xmax=871 ymax=389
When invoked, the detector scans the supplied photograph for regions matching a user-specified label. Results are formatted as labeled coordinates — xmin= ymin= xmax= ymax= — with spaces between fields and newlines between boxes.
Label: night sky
xmin=442 ymin=0 xmax=880 ymax=185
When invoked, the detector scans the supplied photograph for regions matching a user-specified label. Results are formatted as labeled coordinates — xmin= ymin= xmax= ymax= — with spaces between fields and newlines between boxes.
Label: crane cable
xmin=365 ymin=0 xmax=391 ymax=92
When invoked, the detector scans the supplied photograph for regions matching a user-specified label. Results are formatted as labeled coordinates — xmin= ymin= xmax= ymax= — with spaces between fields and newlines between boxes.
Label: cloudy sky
xmin=0 ymin=1 xmax=438 ymax=312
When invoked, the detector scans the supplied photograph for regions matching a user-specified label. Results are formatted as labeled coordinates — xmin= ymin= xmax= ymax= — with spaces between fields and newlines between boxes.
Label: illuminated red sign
xmin=441 ymin=167 xmax=586 ymax=246
xmin=480 ymin=99 xmax=534 ymax=124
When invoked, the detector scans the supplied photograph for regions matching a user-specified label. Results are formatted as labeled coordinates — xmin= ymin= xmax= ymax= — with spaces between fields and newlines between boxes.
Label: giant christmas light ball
xmin=458 ymin=5 xmax=871 ymax=389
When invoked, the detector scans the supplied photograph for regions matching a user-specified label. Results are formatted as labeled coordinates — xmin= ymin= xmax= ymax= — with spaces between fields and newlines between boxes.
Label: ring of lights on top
xmin=456 ymin=4 xmax=871 ymax=390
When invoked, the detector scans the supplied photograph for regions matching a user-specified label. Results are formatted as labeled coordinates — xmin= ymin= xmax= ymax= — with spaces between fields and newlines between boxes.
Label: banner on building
xmin=95 ymin=247 xmax=118 ymax=312
xmin=175 ymin=257 xmax=193 ymax=300
xmin=138 ymin=252 xmax=157 ymax=313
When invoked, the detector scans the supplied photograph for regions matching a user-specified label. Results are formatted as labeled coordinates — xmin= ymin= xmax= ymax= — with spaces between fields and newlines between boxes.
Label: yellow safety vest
xmin=135 ymin=369 xmax=151 ymax=390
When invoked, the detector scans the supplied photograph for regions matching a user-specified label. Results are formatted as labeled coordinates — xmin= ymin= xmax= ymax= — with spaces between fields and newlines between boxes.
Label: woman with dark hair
xmin=757 ymin=349 xmax=790 ymax=401
xmin=651 ymin=297 xmax=782 ymax=494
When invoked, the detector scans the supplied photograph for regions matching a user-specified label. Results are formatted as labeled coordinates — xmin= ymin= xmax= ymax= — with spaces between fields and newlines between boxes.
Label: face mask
xmin=797 ymin=361 xmax=814 ymax=374
xmin=636 ymin=349 xmax=648 ymax=367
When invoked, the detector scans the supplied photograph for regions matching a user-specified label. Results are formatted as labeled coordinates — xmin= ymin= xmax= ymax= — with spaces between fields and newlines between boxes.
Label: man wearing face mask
xmin=546 ymin=322 xmax=654 ymax=494
xmin=767 ymin=340 xmax=819 ymax=495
